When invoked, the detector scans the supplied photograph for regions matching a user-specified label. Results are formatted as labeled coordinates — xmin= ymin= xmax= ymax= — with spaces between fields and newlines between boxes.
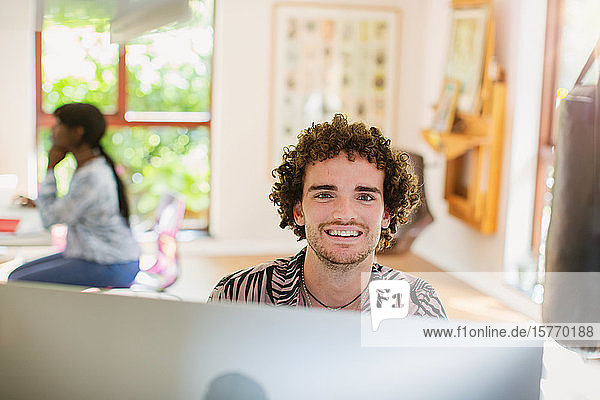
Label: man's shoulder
xmin=375 ymin=264 xmax=424 ymax=283
xmin=374 ymin=264 xmax=447 ymax=318
xmin=375 ymin=264 xmax=438 ymax=294
xmin=218 ymin=256 xmax=293 ymax=284
xmin=208 ymin=252 xmax=302 ymax=303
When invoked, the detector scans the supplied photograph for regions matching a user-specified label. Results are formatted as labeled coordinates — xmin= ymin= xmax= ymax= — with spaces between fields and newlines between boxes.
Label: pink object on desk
xmin=0 ymin=219 xmax=20 ymax=233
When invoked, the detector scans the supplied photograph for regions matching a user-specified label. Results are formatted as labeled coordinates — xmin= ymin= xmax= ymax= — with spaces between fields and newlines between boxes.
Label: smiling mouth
xmin=325 ymin=229 xmax=362 ymax=238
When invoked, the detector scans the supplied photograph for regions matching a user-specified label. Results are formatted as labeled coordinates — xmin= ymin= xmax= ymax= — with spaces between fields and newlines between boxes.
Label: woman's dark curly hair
xmin=269 ymin=114 xmax=419 ymax=251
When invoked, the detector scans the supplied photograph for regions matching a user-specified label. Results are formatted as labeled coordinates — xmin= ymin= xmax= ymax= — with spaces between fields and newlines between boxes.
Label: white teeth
xmin=328 ymin=230 xmax=359 ymax=237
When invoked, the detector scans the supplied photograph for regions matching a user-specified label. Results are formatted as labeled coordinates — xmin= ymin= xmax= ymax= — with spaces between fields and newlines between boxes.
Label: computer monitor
xmin=0 ymin=282 xmax=542 ymax=399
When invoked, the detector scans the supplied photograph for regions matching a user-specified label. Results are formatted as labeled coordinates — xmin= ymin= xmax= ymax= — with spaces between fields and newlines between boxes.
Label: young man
xmin=209 ymin=114 xmax=446 ymax=317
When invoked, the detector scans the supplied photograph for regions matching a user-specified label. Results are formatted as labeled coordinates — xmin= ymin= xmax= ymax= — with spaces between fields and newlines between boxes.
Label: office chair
xmin=379 ymin=151 xmax=434 ymax=254
xmin=132 ymin=192 xmax=186 ymax=291
xmin=86 ymin=193 xmax=185 ymax=298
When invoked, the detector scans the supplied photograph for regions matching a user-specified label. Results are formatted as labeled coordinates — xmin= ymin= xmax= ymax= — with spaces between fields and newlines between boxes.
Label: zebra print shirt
xmin=208 ymin=248 xmax=447 ymax=318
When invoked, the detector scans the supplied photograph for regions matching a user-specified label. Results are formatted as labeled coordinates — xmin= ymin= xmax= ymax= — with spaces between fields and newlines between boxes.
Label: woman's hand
xmin=48 ymin=145 xmax=68 ymax=170
xmin=14 ymin=195 xmax=36 ymax=208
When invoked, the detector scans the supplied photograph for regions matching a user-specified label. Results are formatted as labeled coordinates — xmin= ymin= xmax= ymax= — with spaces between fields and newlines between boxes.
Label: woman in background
xmin=9 ymin=103 xmax=140 ymax=287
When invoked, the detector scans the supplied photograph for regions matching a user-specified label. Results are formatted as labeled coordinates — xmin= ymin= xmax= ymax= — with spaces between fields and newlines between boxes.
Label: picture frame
xmin=445 ymin=5 xmax=490 ymax=114
xmin=432 ymin=78 xmax=460 ymax=133
xmin=269 ymin=3 xmax=401 ymax=171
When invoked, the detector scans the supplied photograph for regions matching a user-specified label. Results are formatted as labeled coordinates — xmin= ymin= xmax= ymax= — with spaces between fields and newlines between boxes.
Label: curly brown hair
xmin=269 ymin=114 xmax=419 ymax=251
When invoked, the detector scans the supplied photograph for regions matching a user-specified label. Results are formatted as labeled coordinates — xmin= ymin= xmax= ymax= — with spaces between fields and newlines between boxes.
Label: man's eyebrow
xmin=355 ymin=186 xmax=381 ymax=194
xmin=307 ymin=184 xmax=337 ymax=192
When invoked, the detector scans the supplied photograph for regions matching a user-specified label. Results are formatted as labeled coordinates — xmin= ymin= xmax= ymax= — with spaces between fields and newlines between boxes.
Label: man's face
xmin=293 ymin=152 xmax=390 ymax=267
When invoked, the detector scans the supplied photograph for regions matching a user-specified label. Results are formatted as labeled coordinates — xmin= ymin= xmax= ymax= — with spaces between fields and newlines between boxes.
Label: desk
xmin=0 ymin=207 xmax=52 ymax=281
xmin=0 ymin=207 xmax=51 ymax=246
xmin=0 ymin=231 xmax=52 ymax=246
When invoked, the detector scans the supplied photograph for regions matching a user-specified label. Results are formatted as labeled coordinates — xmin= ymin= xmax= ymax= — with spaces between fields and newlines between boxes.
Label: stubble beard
xmin=305 ymin=223 xmax=379 ymax=273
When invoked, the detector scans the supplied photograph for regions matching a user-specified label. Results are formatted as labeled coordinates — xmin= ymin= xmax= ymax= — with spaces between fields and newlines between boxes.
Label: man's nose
xmin=331 ymin=196 xmax=357 ymax=221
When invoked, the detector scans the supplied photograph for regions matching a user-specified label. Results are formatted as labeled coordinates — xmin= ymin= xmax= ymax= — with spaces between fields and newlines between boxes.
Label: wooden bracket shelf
xmin=424 ymin=80 xmax=505 ymax=234
xmin=421 ymin=130 xmax=489 ymax=161
xmin=423 ymin=81 xmax=505 ymax=234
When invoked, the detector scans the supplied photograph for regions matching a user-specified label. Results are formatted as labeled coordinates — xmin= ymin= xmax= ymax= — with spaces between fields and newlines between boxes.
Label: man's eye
xmin=315 ymin=193 xmax=333 ymax=199
xmin=357 ymin=194 xmax=375 ymax=201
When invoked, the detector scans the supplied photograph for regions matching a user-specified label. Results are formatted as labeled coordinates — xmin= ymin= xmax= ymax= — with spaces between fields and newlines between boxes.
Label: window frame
xmin=34 ymin=26 xmax=213 ymax=231
xmin=531 ymin=0 xmax=562 ymax=253
xmin=35 ymin=31 xmax=212 ymax=129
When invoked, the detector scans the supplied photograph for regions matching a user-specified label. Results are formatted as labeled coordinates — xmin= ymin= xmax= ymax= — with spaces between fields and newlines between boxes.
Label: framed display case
xmin=269 ymin=2 xmax=402 ymax=170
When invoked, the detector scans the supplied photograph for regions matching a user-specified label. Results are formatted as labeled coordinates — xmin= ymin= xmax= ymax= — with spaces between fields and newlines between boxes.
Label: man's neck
xmin=302 ymin=247 xmax=373 ymax=309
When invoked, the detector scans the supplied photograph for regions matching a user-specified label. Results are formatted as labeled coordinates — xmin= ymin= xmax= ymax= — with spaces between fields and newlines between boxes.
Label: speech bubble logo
xmin=369 ymin=279 xmax=410 ymax=331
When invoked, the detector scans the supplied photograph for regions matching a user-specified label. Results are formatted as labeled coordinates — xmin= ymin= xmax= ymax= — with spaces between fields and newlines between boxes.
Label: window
xmin=36 ymin=0 xmax=213 ymax=231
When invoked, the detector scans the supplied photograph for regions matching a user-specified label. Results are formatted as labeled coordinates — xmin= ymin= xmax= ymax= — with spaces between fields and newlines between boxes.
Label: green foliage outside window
xmin=103 ymin=126 xmax=210 ymax=222
xmin=125 ymin=9 xmax=213 ymax=113
xmin=41 ymin=24 xmax=118 ymax=114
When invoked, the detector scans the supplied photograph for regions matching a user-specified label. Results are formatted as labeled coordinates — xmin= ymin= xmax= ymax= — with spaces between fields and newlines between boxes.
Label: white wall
xmin=211 ymin=0 xmax=431 ymax=250
xmin=0 ymin=1 xmax=37 ymax=197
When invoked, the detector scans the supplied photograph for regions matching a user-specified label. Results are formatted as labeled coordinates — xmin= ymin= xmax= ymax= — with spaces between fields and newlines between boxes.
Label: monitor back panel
xmin=0 ymin=282 xmax=542 ymax=400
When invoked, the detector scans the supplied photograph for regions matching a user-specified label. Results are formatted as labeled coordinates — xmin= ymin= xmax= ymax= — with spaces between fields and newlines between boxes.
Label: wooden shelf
xmin=424 ymin=81 xmax=505 ymax=234
xmin=423 ymin=82 xmax=505 ymax=234
xmin=421 ymin=130 xmax=489 ymax=160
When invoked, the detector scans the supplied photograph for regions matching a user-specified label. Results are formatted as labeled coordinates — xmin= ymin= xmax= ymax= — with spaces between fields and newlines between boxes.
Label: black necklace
xmin=301 ymin=267 xmax=368 ymax=311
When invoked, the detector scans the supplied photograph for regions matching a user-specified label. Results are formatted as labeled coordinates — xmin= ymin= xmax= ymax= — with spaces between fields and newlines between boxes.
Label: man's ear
xmin=293 ymin=202 xmax=305 ymax=226
xmin=382 ymin=208 xmax=391 ymax=229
